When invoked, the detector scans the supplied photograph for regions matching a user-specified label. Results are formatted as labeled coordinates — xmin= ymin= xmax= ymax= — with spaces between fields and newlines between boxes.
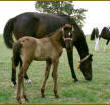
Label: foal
xmin=12 ymin=24 xmax=74 ymax=104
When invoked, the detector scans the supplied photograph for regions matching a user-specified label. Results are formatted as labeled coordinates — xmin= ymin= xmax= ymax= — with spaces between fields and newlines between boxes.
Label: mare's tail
xmin=3 ymin=18 xmax=15 ymax=49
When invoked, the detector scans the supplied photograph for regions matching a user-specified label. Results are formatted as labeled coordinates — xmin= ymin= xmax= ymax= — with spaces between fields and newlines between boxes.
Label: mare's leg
xmin=41 ymin=60 xmax=52 ymax=98
xmin=24 ymin=73 xmax=31 ymax=84
xmin=52 ymin=59 xmax=59 ymax=98
xmin=21 ymin=59 xmax=31 ymax=84
xmin=11 ymin=57 xmax=17 ymax=87
xmin=104 ymin=40 xmax=109 ymax=51
xmin=66 ymin=49 xmax=78 ymax=82
xmin=11 ymin=57 xmax=31 ymax=87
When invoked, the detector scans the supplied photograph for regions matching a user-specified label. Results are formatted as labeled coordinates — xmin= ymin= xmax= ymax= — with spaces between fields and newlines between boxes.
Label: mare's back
xmin=14 ymin=12 xmax=69 ymax=37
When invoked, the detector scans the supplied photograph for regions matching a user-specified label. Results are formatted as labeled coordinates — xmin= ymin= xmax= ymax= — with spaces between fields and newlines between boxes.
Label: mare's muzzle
xmin=79 ymin=54 xmax=93 ymax=81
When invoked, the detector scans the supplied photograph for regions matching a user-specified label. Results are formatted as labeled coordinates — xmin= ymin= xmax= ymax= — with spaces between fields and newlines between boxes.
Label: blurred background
xmin=0 ymin=1 xmax=110 ymax=35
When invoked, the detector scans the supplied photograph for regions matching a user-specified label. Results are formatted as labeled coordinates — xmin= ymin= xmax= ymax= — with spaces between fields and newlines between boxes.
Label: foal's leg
xmin=16 ymin=67 xmax=24 ymax=104
xmin=16 ymin=61 xmax=31 ymax=104
xmin=52 ymin=60 xmax=59 ymax=98
xmin=41 ymin=60 xmax=51 ymax=98
xmin=22 ymin=62 xmax=31 ymax=102
xmin=22 ymin=78 xmax=28 ymax=103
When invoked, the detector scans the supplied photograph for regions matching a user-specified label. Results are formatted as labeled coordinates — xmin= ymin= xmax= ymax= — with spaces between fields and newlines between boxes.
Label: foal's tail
xmin=3 ymin=18 xmax=15 ymax=49
xmin=13 ymin=42 xmax=22 ymax=67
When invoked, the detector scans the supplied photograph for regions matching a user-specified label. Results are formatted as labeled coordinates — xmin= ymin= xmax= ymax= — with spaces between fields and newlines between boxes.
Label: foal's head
xmin=62 ymin=24 xmax=74 ymax=50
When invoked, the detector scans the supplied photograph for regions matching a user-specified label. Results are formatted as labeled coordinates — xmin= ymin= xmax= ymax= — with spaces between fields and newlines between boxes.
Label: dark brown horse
xmin=12 ymin=24 xmax=73 ymax=104
xmin=91 ymin=27 xmax=110 ymax=51
xmin=90 ymin=27 xmax=99 ymax=41
xmin=3 ymin=12 xmax=93 ymax=86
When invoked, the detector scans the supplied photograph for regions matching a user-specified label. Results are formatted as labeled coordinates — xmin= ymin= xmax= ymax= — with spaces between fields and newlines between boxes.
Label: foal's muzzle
xmin=64 ymin=38 xmax=72 ymax=41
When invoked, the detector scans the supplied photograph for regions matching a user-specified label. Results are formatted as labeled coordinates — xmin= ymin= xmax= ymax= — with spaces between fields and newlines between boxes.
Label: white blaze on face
xmin=104 ymin=44 xmax=107 ymax=52
xmin=68 ymin=32 xmax=71 ymax=36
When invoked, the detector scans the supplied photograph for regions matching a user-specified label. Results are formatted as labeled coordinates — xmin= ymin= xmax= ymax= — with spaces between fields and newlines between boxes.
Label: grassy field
xmin=0 ymin=35 xmax=110 ymax=104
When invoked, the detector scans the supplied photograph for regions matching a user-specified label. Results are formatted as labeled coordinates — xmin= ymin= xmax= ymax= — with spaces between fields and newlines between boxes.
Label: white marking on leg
xmin=27 ymin=79 xmax=31 ymax=84
xmin=104 ymin=44 xmax=107 ymax=52
xmin=11 ymin=82 xmax=16 ymax=87
xmin=95 ymin=37 xmax=100 ymax=51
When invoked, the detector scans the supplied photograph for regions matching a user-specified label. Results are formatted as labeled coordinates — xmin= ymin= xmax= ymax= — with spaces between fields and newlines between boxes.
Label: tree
xmin=35 ymin=1 xmax=87 ymax=28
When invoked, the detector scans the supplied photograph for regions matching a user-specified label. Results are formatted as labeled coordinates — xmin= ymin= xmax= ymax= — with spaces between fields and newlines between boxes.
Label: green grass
xmin=0 ymin=35 xmax=110 ymax=104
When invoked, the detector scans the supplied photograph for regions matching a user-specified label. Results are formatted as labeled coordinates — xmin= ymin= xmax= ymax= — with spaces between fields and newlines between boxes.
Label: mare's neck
xmin=69 ymin=18 xmax=89 ymax=59
xmin=74 ymin=35 xmax=89 ymax=59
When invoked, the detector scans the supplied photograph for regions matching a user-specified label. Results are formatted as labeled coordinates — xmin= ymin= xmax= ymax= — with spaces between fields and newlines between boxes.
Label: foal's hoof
xmin=23 ymin=95 xmax=29 ymax=102
xmin=41 ymin=94 xmax=45 ymax=98
xmin=16 ymin=97 xmax=22 ymax=104
xmin=27 ymin=79 xmax=31 ymax=84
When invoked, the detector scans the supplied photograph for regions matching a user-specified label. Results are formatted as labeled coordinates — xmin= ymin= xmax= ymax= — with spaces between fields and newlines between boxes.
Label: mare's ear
xmin=90 ymin=54 xmax=93 ymax=57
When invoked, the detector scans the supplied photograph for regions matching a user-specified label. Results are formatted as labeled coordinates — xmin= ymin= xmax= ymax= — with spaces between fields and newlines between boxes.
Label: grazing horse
xmin=91 ymin=27 xmax=110 ymax=51
xmin=3 ymin=12 xmax=93 ymax=86
xmin=12 ymin=24 xmax=73 ymax=104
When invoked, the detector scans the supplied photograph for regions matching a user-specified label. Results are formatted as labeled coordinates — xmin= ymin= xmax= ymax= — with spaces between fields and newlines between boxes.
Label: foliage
xmin=35 ymin=1 xmax=87 ymax=28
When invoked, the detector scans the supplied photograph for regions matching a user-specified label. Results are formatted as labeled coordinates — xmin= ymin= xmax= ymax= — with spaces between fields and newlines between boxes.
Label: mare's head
xmin=65 ymin=17 xmax=93 ymax=81
xmin=62 ymin=24 xmax=74 ymax=50
xmin=79 ymin=54 xmax=93 ymax=81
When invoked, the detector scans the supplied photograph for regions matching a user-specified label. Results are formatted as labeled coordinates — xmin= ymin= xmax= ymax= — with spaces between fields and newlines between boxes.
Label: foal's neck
xmin=49 ymin=29 xmax=63 ymax=52
xmin=50 ymin=29 xmax=63 ymax=43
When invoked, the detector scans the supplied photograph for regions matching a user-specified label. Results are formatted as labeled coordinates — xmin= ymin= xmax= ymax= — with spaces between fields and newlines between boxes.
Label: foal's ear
xmin=62 ymin=27 xmax=64 ymax=32
xmin=62 ymin=24 xmax=74 ymax=33
xmin=61 ymin=27 xmax=65 ymax=37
